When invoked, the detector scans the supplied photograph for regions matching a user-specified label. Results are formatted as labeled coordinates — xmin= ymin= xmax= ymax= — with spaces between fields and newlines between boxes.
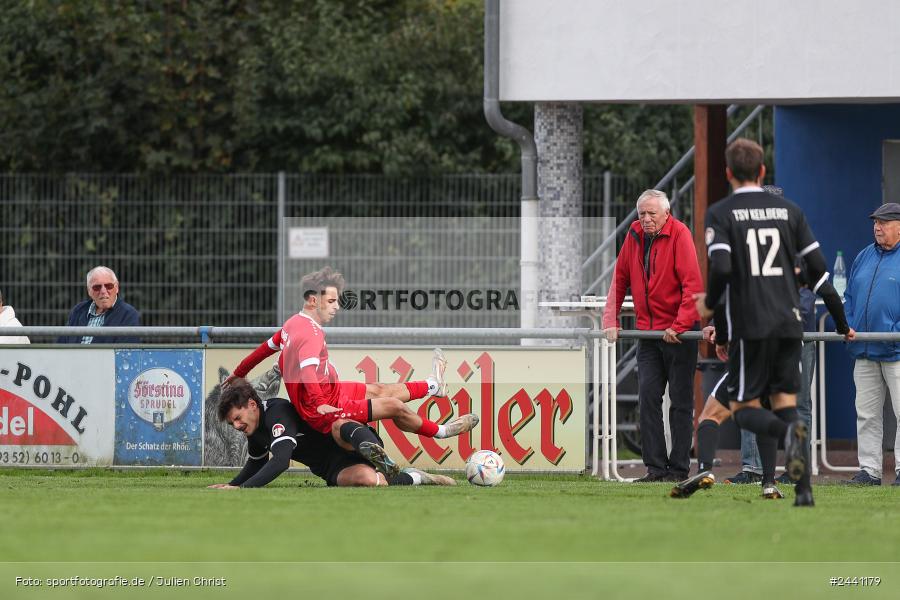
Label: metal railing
xmin=0 ymin=326 xmax=604 ymax=342
xmin=4 ymin=325 xmax=898 ymax=481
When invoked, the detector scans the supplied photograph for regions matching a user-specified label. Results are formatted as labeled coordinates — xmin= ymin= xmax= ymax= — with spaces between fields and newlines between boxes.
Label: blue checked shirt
xmin=81 ymin=303 xmax=108 ymax=344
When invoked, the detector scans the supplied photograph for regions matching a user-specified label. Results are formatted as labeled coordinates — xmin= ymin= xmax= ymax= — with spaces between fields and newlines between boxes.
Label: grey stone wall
xmin=535 ymin=102 xmax=584 ymax=340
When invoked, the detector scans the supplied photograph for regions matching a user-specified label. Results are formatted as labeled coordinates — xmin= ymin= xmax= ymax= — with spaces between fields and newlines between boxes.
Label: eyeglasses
xmin=91 ymin=283 xmax=116 ymax=292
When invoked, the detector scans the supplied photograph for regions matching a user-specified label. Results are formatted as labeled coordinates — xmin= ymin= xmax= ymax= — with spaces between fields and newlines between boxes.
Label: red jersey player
xmin=228 ymin=266 xmax=478 ymax=476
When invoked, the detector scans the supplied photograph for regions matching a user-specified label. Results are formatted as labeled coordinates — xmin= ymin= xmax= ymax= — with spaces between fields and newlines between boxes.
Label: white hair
xmin=86 ymin=266 xmax=118 ymax=287
xmin=635 ymin=189 xmax=670 ymax=212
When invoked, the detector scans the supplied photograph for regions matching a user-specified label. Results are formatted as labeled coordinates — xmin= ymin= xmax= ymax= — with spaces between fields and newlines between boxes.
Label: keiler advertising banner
xmin=338 ymin=348 xmax=586 ymax=471
xmin=205 ymin=346 xmax=586 ymax=472
xmin=0 ymin=348 xmax=115 ymax=466
xmin=114 ymin=350 xmax=203 ymax=466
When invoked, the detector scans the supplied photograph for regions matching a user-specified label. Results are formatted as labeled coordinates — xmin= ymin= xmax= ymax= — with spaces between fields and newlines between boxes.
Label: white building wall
xmin=500 ymin=0 xmax=900 ymax=103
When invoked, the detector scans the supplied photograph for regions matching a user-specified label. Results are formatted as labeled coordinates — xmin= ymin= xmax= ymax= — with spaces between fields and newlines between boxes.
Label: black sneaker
xmin=724 ymin=471 xmax=762 ymax=484
xmin=776 ymin=472 xmax=794 ymax=484
xmin=893 ymin=473 xmax=900 ymax=487
xmin=634 ymin=472 xmax=669 ymax=483
xmin=794 ymin=487 xmax=815 ymax=507
xmin=670 ymin=471 xmax=715 ymax=498
xmin=784 ymin=420 xmax=809 ymax=482
xmin=842 ymin=470 xmax=881 ymax=486
xmin=358 ymin=441 xmax=400 ymax=478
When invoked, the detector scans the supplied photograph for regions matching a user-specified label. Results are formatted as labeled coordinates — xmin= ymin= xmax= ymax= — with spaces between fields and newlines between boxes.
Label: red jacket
xmin=602 ymin=217 xmax=702 ymax=332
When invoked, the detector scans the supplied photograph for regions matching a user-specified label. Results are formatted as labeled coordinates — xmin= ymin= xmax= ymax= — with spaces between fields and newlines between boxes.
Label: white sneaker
xmin=429 ymin=348 xmax=449 ymax=397
xmin=402 ymin=467 xmax=456 ymax=486
xmin=441 ymin=413 xmax=479 ymax=438
xmin=761 ymin=484 xmax=784 ymax=499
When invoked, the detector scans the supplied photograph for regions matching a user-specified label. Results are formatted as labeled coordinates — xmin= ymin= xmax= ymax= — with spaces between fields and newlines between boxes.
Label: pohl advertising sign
xmin=0 ymin=349 xmax=115 ymax=466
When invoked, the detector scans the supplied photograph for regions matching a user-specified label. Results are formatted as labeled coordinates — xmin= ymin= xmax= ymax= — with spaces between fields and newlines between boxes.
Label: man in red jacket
xmin=602 ymin=189 xmax=703 ymax=482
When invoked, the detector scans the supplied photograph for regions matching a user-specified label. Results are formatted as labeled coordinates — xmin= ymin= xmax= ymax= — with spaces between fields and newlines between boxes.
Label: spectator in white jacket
xmin=0 ymin=288 xmax=30 ymax=344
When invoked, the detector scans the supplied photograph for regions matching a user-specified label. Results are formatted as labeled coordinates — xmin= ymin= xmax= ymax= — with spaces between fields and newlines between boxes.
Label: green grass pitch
xmin=1 ymin=469 xmax=898 ymax=599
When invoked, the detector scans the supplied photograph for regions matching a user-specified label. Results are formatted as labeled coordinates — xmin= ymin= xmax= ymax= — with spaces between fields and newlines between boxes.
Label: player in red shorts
xmin=246 ymin=347 xmax=449 ymax=410
xmin=335 ymin=345 xmax=449 ymax=404
xmin=228 ymin=266 xmax=477 ymax=476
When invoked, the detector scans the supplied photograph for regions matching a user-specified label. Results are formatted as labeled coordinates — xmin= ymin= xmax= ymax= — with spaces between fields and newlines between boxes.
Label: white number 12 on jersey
xmin=745 ymin=228 xmax=783 ymax=276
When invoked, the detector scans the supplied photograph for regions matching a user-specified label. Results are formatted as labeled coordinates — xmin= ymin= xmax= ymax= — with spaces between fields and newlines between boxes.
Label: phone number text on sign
xmin=0 ymin=447 xmax=82 ymax=465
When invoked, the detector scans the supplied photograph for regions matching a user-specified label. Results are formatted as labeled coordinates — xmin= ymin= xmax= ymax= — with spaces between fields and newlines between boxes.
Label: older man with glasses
xmin=59 ymin=266 xmax=141 ymax=344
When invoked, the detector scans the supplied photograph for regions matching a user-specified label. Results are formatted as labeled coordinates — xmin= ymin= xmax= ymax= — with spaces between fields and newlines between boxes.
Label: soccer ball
xmin=465 ymin=450 xmax=505 ymax=487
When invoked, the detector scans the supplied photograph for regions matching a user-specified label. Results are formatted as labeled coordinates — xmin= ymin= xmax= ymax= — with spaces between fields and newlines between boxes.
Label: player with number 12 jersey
xmin=704 ymin=189 xmax=822 ymax=341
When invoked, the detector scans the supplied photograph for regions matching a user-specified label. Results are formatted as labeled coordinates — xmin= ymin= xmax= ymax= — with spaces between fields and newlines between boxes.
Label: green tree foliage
xmin=230 ymin=0 xmax=517 ymax=174
xmin=0 ymin=0 xmax=254 ymax=172
xmin=584 ymin=105 xmax=695 ymax=182
xmin=0 ymin=0 xmax=709 ymax=182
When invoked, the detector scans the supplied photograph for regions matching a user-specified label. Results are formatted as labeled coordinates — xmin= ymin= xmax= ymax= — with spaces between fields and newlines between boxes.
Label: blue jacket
xmin=844 ymin=242 xmax=900 ymax=361
xmin=58 ymin=298 xmax=141 ymax=344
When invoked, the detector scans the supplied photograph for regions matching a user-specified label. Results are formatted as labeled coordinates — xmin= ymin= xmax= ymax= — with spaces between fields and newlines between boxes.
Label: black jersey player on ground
xmin=693 ymin=139 xmax=854 ymax=507
xmin=207 ymin=378 xmax=454 ymax=489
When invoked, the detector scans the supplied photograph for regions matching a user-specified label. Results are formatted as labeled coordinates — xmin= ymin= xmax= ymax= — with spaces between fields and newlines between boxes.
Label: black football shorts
xmin=725 ymin=338 xmax=802 ymax=402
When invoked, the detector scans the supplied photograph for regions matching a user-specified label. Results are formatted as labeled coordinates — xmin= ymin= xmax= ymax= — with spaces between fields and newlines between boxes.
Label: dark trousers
xmin=636 ymin=337 xmax=698 ymax=477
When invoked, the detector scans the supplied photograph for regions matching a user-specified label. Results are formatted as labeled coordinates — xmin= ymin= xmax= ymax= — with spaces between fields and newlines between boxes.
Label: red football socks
xmin=405 ymin=381 xmax=429 ymax=399
xmin=416 ymin=419 xmax=439 ymax=437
